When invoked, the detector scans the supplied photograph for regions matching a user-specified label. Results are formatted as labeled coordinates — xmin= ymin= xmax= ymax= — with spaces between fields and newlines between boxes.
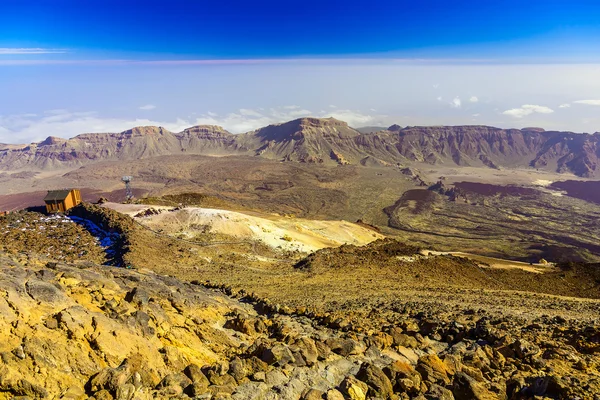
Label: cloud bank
xmin=573 ymin=100 xmax=600 ymax=106
xmin=0 ymin=107 xmax=387 ymax=143
xmin=2 ymin=63 xmax=600 ymax=141
xmin=502 ymin=104 xmax=554 ymax=118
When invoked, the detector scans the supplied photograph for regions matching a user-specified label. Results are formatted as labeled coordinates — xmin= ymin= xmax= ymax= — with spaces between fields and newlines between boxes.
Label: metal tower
xmin=121 ymin=176 xmax=133 ymax=201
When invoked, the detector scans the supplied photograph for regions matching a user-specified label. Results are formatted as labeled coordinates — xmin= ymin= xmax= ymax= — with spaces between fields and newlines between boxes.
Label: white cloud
xmin=324 ymin=110 xmax=379 ymax=127
xmin=185 ymin=108 xmax=380 ymax=132
xmin=573 ymin=99 xmax=600 ymax=106
xmin=436 ymin=96 xmax=443 ymax=101
xmin=0 ymin=107 xmax=388 ymax=143
xmin=282 ymin=105 xmax=300 ymax=110
xmin=4 ymin=62 xmax=600 ymax=135
xmin=189 ymin=112 xmax=274 ymax=133
xmin=472 ymin=113 xmax=480 ymax=117
xmin=0 ymin=111 xmax=184 ymax=143
xmin=239 ymin=108 xmax=263 ymax=117
xmin=0 ymin=47 xmax=66 ymax=55
xmin=558 ymin=104 xmax=571 ymax=108
xmin=451 ymin=97 xmax=461 ymax=108
xmin=138 ymin=104 xmax=156 ymax=110
xmin=0 ymin=126 xmax=12 ymax=139
xmin=469 ymin=96 xmax=479 ymax=103
xmin=280 ymin=109 xmax=313 ymax=118
xmin=502 ymin=104 xmax=554 ymax=118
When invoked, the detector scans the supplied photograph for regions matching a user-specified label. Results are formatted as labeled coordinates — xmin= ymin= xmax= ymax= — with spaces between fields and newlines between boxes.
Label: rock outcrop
xmin=235 ymin=117 xmax=362 ymax=164
xmin=2 ymin=255 xmax=599 ymax=399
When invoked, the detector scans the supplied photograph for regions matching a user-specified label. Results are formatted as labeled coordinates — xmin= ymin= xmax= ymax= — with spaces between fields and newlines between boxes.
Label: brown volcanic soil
xmin=60 ymin=155 xmax=415 ymax=222
xmin=0 ymin=187 xmax=148 ymax=211
xmin=292 ymin=239 xmax=600 ymax=300
xmin=2 ymin=152 xmax=599 ymax=264
xmin=89 ymin=202 xmax=600 ymax=324
xmin=28 ymin=154 xmax=594 ymax=266
xmin=3 ymin=203 xmax=600 ymax=399
xmin=550 ymin=180 xmax=600 ymax=204
xmin=383 ymin=184 xmax=600 ymax=263
xmin=56 ymin=203 xmax=600 ymax=311
xmin=384 ymin=189 xmax=440 ymax=216
xmin=19 ymin=203 xmax=595 ymax=354
xmin=0 ymin=191 xmax=49 ymax=211
xmin=0 ymin=211 xmax=106 ymax=264
xmin=453 ymin=181 xmax=540 ymax=197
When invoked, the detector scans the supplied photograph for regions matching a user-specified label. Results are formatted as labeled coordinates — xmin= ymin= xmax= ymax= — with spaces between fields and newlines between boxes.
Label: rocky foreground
xmin=1 ymin=252 xmax=600 ymax=400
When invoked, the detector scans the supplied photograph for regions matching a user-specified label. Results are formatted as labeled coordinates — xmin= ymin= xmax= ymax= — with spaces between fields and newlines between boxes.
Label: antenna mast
xmin=121 ymin=176 xmax=133 ymax=201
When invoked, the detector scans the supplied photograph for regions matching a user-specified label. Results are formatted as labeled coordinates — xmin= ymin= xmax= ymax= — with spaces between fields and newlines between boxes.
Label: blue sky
xmin=3 ymin=0 xmax=600 ymax=59
xmin=1 ymin=0 xmax=600 ymax=142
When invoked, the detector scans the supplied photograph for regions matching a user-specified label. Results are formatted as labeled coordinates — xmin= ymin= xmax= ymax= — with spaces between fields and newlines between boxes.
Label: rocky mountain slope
xmin=1 ymin=205 xmax=600 ymax=399
xmin=235 ymin=118 xmax=361 ymax=164
xmin=0 ymin=118 xmax=599 ymax=177
xmin=0 ymin=125 xmax=245 ymax=170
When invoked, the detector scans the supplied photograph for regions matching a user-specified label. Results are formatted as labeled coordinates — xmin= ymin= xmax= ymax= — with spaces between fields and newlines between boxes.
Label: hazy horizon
xmin=3 ymin=107 xmax=600 ymax=146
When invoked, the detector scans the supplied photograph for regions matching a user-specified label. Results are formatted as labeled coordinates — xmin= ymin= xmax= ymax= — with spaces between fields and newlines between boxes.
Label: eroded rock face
xmin=1 ymin=253 xmax=600 ymax=399
xmin=1 ymin=119 xmax=598 ymax=177
xmin=0 ymin=257 xmax=242 ymax=398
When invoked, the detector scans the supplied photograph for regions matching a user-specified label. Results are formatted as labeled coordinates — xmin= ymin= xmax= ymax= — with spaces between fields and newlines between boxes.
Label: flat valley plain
xmin=3 ymin=153 xmax=599 ymax=263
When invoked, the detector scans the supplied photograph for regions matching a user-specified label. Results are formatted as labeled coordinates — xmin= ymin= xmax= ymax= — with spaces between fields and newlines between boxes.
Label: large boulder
xmin=416 ymin=354 xmax=451 ymax=385
xmin=383 ymin=360 xmax=422 ymax=395
xmin=425 ymin=384 xmax=455 ymax=400
xmin=356 ymin=363 xmax=394 ymax=399
xmin=326 ymin=338 xmax=366 ymax=357
xmin=261 ymin=344 xmax=295 ymax=366
xmin=340 ymin=375 xmax=368 ymax=400
xmin=291 ymin=337 xmax=319 ymax=366
xmin=26 ymin=280 xmax=65 ymax=303
xmin=452 ymin=372 xmax=498 ymax=400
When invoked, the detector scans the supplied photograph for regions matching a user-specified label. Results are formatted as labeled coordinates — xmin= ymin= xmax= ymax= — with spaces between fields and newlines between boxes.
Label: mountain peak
xmin=251 ymin=117 xmax=359 ymax=142
xmin=294 ymin=117 xmax=349 ymax=128
xmin=39 ymin=136 xmax=67 ymax=146
xmin=179 ymin=125 xmax=231 ymax=137
xmin=121 ymin=126 xmax=170 ymax=136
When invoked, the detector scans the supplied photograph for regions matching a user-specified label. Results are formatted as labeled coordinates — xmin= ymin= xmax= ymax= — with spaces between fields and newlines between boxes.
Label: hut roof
xmin=44 ymin=189 xmax=73 ymax=202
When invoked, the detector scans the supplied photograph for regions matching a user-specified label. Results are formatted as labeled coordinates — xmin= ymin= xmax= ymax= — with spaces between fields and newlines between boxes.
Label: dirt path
xmin=422 ymin=250 xmax=557 ymax=273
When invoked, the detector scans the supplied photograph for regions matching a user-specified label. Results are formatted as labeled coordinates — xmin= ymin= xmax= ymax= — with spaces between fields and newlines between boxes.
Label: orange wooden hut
xmin=44 ymin=189 xmax=82 ymax=213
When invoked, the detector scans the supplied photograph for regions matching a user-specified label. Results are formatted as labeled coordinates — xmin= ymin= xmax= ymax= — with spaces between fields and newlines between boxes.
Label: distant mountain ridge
xmin=0 ymin=117 xmax=598 ymax=177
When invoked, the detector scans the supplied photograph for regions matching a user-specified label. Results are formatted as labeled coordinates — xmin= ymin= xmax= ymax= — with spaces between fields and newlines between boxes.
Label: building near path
xmin=44 ymin=189 xmax=82 ymax=213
